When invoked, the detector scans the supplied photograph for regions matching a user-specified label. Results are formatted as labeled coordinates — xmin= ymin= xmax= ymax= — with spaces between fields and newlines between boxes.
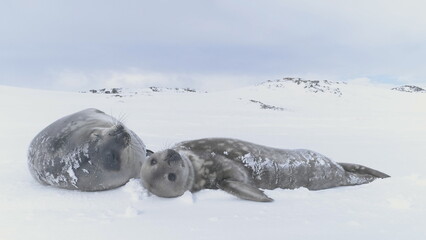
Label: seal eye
xmin=168 ymin=173 xmax=176 ymax=182
xmin=150 ymin=158 xmax=157 ymax=165
xmin=90 ymin=131 xmax=101 ymax=141
xmin=103 ymin=152 xmax=120 ymax=171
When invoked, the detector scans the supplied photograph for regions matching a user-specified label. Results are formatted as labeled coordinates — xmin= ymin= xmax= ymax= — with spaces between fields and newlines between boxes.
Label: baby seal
xmin=28 ymin=108 xmax=146 ymax=191
xmin=140 ymin=138 xmax=389 ymax=202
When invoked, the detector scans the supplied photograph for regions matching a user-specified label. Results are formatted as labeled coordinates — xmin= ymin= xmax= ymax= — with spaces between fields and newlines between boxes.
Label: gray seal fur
xmin=140 ymin=138 xmax=389 ymax=202
xmin=28 ymin=108 xmax=146 ymax=191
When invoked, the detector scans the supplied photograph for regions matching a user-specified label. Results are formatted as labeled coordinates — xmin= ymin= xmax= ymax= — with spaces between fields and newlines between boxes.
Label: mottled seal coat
xmin=140 ymin=138 xmax=389 ymax=202
xmin=28 ymin=108 xmax=146 ymax=191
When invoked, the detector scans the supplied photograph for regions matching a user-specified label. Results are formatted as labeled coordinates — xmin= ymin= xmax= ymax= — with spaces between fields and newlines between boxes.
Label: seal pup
xmin=28 ymin=108 xmax=147 ymax=191
xmin=140 ymin=138 xmax=389 ymax=202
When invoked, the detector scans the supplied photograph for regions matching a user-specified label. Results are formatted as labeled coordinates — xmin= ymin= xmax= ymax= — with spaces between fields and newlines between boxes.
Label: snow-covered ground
xmin=1 ymin=80 xmax=425 ymax=240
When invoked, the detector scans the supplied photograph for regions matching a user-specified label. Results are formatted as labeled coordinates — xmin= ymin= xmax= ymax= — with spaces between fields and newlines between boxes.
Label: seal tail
xmin=338 ymin=162 xmax=390 ymax=178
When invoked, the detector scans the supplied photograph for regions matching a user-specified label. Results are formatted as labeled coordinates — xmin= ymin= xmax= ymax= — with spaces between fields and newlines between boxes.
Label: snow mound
xmin=257 ymin=77 xmax=345 ymax=96
xmin=391 ymin=85 xmax=426 ymax=93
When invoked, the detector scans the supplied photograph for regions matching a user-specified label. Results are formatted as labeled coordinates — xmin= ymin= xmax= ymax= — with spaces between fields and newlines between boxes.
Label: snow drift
xmin=0 ymin=79 xmax=425 ymax=240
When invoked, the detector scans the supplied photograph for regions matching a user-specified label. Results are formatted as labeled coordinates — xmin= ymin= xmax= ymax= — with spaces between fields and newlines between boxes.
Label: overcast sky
xmin=1 ymin=0 xmax=426 ymax=91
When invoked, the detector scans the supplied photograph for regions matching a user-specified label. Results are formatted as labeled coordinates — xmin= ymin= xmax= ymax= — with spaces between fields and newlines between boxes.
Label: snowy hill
xmin=257 ymin=77 xmax=345 ymax=96
xmin=391 ymin=85 xmax=426 ymax=93
xmin=1 ymin=81 xmax=426 ymax=240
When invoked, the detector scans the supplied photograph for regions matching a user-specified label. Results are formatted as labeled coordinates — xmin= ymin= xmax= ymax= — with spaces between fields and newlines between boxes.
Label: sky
xmin=1 ymin=0 xmax=426 ymax=91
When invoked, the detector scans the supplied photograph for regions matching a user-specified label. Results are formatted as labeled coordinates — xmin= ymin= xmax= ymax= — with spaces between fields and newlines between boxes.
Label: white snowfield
xmin=0 ymin=80 xmax=425 ymax=240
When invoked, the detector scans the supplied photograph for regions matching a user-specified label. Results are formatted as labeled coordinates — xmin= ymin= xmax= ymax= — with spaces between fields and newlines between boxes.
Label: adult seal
xmin=28 ymin=108 xmax=147 ymax=191
xmin=140 ymin=138 xmax=389 ymax=202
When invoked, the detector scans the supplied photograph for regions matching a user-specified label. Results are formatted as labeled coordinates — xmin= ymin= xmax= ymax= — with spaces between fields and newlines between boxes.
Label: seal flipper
xmin=218 ymin=179 xmax=273 ymax=202
xmin=338 ymin=163 xmax=390 ymax=178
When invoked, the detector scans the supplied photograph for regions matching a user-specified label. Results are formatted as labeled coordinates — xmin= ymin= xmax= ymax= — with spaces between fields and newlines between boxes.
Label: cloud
xmin=52 ymin=70 xmax=91 ymax=89
xmin=347 ymin=77 xmax=374 ymax=86
xmin=49 ymin=69 xmax=268 ymax=91
xmin=103 ymin=71 xmax=177 ymax=89
xmin=50 ymin=70 xmax=177 ymax=91
xmin=2 ymin=0 xmax=426 ymax=90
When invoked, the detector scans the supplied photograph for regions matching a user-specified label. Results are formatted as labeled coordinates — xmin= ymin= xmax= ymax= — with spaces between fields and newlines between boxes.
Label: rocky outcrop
xmin=259 ymin=77 xmax=345 ymax=96
xmin=391 ymin=85 xmax=425 ymax=93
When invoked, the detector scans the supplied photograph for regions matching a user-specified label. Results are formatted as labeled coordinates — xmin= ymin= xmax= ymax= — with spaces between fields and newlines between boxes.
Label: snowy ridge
xmin=257 ymin=77 xmax=346 ymax=96
xmin=391 ymin=85 xmax=426 ymax=93
xmin=80 ymin=87 xmax=202 ymax=97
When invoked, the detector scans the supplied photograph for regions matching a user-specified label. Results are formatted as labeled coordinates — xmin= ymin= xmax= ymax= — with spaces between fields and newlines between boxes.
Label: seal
xmin=140 ymin=138 xmax=390 ymax=202
xmin=28 ymin=108 xmax=147 ymax=191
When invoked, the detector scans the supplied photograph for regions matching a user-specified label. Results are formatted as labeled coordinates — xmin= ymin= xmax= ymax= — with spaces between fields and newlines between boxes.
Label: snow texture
xmin=0 ymin=80 xmax=425 ymax=240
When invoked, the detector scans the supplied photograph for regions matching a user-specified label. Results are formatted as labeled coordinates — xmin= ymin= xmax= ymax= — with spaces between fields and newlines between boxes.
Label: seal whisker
xmin=106 ymin=110 xmax=116 ymax=128
xmin=160 ymin=141 xmax=174 ymax=151
xmin=129 ymin=141 xmax=148 ymax=155
xmin=109 ymin=111 xmax=127 ymax=128
xmin=117 ymin=113 xmax=128 ymax=125
xmin=129 ymin=144 xmax=145 ymax=155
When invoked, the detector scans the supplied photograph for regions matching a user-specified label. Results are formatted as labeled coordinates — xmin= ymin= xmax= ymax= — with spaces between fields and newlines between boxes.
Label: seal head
xmin=140 ymin=149 xmax=194 ymax=198
xmin=28 ymin=108 xmax=146 ymax=191
xmin=89 ymin=124 xmax=132 ymax=171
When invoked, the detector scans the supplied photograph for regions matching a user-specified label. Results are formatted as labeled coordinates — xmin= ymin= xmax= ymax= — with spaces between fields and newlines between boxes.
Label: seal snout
xmin=108 ymin=125 xmax=131 ymax=146
xmin=109 ymin=124 xmax=125 ymax=136
xmin=120 ymin=132 xmax=131 ymax=146
xmin=165 ymin=149 xmax=184 ymax=167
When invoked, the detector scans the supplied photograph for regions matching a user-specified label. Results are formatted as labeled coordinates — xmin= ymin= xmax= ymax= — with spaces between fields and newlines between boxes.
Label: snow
xmin=0 ymin=81 xmax=426 ymax=239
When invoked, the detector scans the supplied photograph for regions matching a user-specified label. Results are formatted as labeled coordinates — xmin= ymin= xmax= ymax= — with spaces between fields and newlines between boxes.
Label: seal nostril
xmin=110 ymin=125 xmax=125 ymax=136
xmin=165 ymin=149 xmax=182 ymax=166
xmin=123 ymin=132 xmax=130 ymax=143
xmin=168 ymin=173 xmax=176 ymax=182
xmin=116 ymin=124 xmax=124 ymax=131
xmin=114 ymin=132 xmax=131 ymax=146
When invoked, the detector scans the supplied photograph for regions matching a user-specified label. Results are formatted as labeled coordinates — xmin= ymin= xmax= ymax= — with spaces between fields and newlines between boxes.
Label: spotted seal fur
xmin=140 ymin=138 xmax=389 ymax=202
